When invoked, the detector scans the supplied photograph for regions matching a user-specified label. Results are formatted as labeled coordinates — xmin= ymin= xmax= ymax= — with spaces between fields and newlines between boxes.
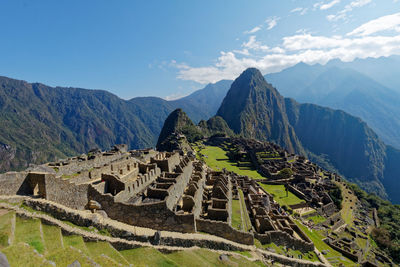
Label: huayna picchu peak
xmin=217 ymin=68 xmax=304 ymax=154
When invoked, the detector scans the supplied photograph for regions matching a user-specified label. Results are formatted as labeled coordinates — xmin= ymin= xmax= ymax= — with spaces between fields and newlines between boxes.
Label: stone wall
xmin=88 ymin=185 xmax=195 ymax=233
xmin=192 ymin=179 xmax=205 ymax=217
xmin=50 ymin=152 xmax=126 ymax=177
xmin=255 ymin=231 xmax=314 ymax=253
xmin=287 ymin=184 xmax=307 ymax=200
xmin=45 ymin=174 xmax=89 ymax=210
xmin=150 ymin=152 xmax=180 ymax=173
xmin=0 ymin=172 xmax=29 ymax=195
xmin=289 ymin=202 xmax=310 ymax=210
xmin=114 ymin=166 xmax=161 ymax=202
xmin=323 ymin=239 xmax=359 ymax=262
xmin=165 ymin=161 xmax=193 ymax=210
xmin=196 ymin=218 xmax=254 ymax=245
xmin=320 ymin=202 xmax=336 ymax=217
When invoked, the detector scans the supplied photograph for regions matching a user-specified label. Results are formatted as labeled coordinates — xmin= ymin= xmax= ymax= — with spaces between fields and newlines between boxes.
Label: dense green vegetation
xmin=328 ymin=183 xmax=343 ymax=209
xmin=277 ymin=168 xmax=293 ymax=179
xmin=348 ymin=183 xmax=400 ymax=263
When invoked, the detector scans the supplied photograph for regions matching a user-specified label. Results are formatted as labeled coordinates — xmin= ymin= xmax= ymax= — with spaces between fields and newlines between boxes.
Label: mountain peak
xmin=216 ymin=68 xmax=303 ymax=153
xmin=156 ymin=108 xmax=198 ymax=151
xmin=236 ymin=68 xmax=266 ymax=86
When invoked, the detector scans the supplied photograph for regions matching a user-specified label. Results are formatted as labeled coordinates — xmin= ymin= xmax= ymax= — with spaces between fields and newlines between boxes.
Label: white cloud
xmin=164 ymin=93 xmax=189 ymax=101
xmin=291 ymin=7 xmax=303 ymax=13
xmin=266 ymin=17 xmax=279 ymax=30
xmin=320 ymin=0 xmax=341 ymax=10
xmin=172 ymin=34 xmax=400 ymax=84
xmin=242 ymin=35 xmax=270 ymax=51
xmin=171 ymin=11 xmax=400 ymax=84
xmin=245 ymin=25 xmax=262 ymax=34
xmin=291 ymin=7 xmax=308 ymax=15
xmin=327 ymin=0 xmax=371 ymax=21
xmin=349 ymin=0 xmax=371 ymax=8
xmin=347 ymin=12 xmax=400 ymax=36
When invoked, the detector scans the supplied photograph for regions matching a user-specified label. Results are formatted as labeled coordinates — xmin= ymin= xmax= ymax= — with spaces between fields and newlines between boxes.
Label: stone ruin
xmin=231 ymin=174 xmax=314 ymax=253
xmin=0 ymin=144 xmax=255 ymax=245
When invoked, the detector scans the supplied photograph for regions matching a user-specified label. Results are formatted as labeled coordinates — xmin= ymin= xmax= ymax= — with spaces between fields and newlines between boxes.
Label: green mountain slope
xmin=285 ymin=99 xmax=387 ymax=196
xmin=0 ymin=76 xmax=230 ymax=172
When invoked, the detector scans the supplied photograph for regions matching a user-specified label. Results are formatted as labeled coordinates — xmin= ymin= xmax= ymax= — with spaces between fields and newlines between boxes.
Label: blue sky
xmin=0 ymin=0 xmax=399 ymax=99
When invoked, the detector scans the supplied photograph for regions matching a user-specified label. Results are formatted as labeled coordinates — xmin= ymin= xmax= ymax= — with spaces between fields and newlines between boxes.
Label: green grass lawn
xmin=62 ymin=234 xmax=88 ymax=253
xmin=121 ymin=247 xmax=177 ymax=266
xmin=42 ymin=224 xmax=63 ymax=254
xmin=231 ymin=199 xmax=242 ymax=230
xmin=259 ymin=184 xmax=305 ymax=207
xmin=307 ymin=215 xmax=326 ymax=224
xmin=85 ymin=241 xmax=129 ymax=265
xmin=14 ymin=216 xmax=45 ymax=254
xmin=0 ymin=211 xmax=14 ymax=248
xmin=166 ymin=248 xmax=263 ymax=267
xmin=1 ymin=243 xmax=54 ymax=267
xmin=231 ymin=190 xmax=252 ymax=231
xmin=238 ymin=189 xmax=252 ymax=231
xmin=199 ymin=146 xmax=264 ymax=179
xmin=46 ymin=246 xmax=100 ymax=267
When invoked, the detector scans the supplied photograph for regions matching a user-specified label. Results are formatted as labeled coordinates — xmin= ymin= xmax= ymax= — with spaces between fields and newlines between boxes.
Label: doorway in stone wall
xmin=27 ymin=173 xmax=47 ymax=198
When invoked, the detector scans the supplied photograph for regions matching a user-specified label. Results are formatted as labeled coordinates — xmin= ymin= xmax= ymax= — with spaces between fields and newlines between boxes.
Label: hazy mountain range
xmin=265 ymin=57 xmax=400 ymax=149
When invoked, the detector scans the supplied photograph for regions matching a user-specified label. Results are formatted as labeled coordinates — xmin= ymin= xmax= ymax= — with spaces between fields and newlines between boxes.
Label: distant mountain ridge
xmin=217 ymin=68 xmax=400 ymax=203
xmin=0 ymin=76 xmax=231 ymax=172
xmin=265 ymin=57 xmax=400 ymax=148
